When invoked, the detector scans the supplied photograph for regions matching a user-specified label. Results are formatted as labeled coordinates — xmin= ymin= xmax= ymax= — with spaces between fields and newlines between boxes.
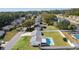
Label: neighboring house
xmin=0 ymin=31 xmax=5 ymax=39
xmin=51 ymin=18 xmax=58 ymax=21
xmin=57 ymin=17 xmax=65 ymax=22
xmin=2 ymin=25 xmax=14 ymax=31
xmin=68 ymin=16 xmax=79 ymax=22
xmin=20 ymin=17 xmax=26 ymax=21
xmin=56 ymin=14 xmax=64 ymax=18
xmin=11 ymin=21 xmax=18 ymax=26
xmin=15 ymin=19 xmax=22 ymax=24
xmin=25 ymin=14 xmax=32 ymax=19
xmin=11 ymin=17 xmax=26 ymax=26
xmin=72 ymin=16 xmax=79 ymax=22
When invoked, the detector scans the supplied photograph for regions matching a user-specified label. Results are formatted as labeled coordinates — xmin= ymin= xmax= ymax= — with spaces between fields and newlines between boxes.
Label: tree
xmin=22 ymin=19 xmax=34 ymax=28
xmin=68 ymin=25 xmax=76 ymax=31
xmin=63 ymin=38 xmax=67 ymax=42
xmin=41 ymin=12 xmax=57 ymax=25
xmin=0 ymin=12 xmax=28 ymax=28
xmin=57 ymin=20 xmax=70 ymax=29
xmin=64 ymin=8 xmax=79 ymax=16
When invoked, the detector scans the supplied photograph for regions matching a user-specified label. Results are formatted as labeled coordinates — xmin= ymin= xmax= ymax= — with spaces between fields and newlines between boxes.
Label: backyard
xmin=43 ymin=32 xmax=69 ymax=46
xmin=11 ymin=36 xmax=39 ymax=50
xmin=43 ymin=25 xmax=59 ymax=30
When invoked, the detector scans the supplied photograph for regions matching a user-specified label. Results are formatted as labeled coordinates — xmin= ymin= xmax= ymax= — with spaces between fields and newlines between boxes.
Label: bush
xmin=42 ymin=26 xmax=47 ymax=29
xmin=26 ymin=27 xmax=34 ymax=32
xmin=41 ymin=32 xmax=44 ymax=36
xmin=63 ymin=38 xmax=68 ymax=42
xmin=40 ymin=28 xmax=43 ymax=31
xmin=48 ymin=21 xmax=53 ymax=25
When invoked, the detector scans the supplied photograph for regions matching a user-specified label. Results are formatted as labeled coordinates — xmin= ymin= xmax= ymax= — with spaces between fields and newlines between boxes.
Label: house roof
xmin=2 ymin=25 xmax=14 ymax=30
xmin=0 ymin=31 xmax=5 ymax=36
xmin=20 ymin=17 xmax=25 ymax=20
xmin=11 ymin=18 xmax=24 ymax=25
xmin=11 ymin=21 xmax=17 ymax=25
xmin=32 ymin=30 xmax=41 ymax=36
xmin=31 ymin=15 xmax=42 ymax=44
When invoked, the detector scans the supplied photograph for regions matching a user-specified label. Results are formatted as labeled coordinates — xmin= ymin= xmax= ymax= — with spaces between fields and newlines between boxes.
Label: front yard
xmin=11 ymin=36 xmax=39 ymax=50
xmin=43 ymin=32 xmax=69 ymax=46
xmin=3 ymin=29 xmax=18 ymax=41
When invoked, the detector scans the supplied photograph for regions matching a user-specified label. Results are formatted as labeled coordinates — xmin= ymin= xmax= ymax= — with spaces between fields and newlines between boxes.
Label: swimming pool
xmin=74 ymin=34 xmax=79 ymax=40
xmin=46 ymin=37 xmax=54 ymax=45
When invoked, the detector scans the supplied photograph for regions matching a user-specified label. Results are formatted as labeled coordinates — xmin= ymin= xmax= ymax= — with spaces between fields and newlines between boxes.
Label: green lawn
xmin=3 ymin=30 xmax=18 ymax=41
xmin=44 ymin=26 xmax=58 ymax=30
xmin=12 ymin=36 xmax=39 ymax=50
xmin=43 ymin=32 xmax=69 ymax=46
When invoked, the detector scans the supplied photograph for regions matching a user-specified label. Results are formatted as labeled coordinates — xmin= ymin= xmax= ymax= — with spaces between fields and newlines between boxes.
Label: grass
xmin=44 ymin=25 xmax=58 ymax=30
xmin=43 ymin=32 xmax=69 ymax=46
xmin=3 ymin=29 xmax=18 ymax=41
xmin=12 ymin=36 xmax=39 ymax=50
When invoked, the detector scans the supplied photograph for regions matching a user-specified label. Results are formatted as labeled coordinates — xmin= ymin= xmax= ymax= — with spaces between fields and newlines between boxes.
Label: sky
xmin=0 ymin=8 xmax=69 ymax=12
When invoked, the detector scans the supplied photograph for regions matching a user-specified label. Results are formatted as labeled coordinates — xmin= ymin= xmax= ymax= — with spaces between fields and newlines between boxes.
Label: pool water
xmin=74 ymin=34 xmax=79 ymax=40
xmin=46 ymin=37 xmax=54 ymax=45
xmin=46 ymin=38 xmax=51 ymax=45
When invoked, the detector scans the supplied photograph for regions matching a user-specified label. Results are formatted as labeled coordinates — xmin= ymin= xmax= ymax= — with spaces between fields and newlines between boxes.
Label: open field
xmin=3 ymin=30 xmax=18 ymax=41
xmin=11 ymin=36 xmax=39 ymax=50
xmin=43 ymin=32 xmax=69 ymax=46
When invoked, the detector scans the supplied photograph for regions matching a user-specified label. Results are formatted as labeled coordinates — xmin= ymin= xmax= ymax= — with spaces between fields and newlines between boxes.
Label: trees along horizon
xmin=0 ymin=12 xmax=27 ymax=28
xmin=41 ymin=12 xmax=57 ymax=25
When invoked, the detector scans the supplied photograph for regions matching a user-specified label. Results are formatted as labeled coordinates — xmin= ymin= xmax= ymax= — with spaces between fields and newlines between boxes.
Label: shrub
xmin=63 ymin=38 xmax=68 ymax=42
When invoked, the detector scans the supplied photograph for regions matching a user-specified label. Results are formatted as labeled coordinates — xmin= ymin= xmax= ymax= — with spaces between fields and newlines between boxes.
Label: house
xmin=0 ymin=31 xmax=5 ymax=39
xmin=15 ymin=19 xmax=22 ymax=24
xmin=11 ymin=18 xmax=24 ymax=26
xmin=74 ymin=16 xmax=79 ymax=22
xmin=30 ymin=15 xmax=42 ymax=46
xmin=20 ymin=17 xmax=26 ymax=21
xmin=2 ymin=25 xmax=14 ymax=31
xmin=57 ymin=17 xmax=65 ymax=22
xmin=11 ymin=21 xmax=18 ymax=26
xmin=68 ymin=16 xmax=79 ymax=22
xmin=30 ymin=30 xmax=42 ymax=46
xmin=56 ymin=14 xmax=64 ymax=18
xmin=34 ymin=16 xmax=41 ymax=27
xmin=25 ymin=14 xmax=32 ymax=19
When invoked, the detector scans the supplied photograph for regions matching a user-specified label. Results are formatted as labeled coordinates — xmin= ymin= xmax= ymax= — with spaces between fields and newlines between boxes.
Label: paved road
xmin=4 ymin=31 xmax=24 ymax=50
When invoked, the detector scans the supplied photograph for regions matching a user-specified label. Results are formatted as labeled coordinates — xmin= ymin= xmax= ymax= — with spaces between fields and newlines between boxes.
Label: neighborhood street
xmin=4 ymin=31 xmax=24 ymax=50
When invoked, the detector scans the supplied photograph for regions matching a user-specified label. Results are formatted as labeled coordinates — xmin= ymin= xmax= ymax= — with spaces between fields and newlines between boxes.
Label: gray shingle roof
xmin=2 ymin=25 xmax=14 ymax=30
xmin=0 ymin=31 xmax=5 ymax=36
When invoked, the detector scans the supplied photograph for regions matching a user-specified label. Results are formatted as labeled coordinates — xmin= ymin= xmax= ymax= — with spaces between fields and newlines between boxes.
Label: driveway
xmin=4 ymin=31 xmax=24 ymax=50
